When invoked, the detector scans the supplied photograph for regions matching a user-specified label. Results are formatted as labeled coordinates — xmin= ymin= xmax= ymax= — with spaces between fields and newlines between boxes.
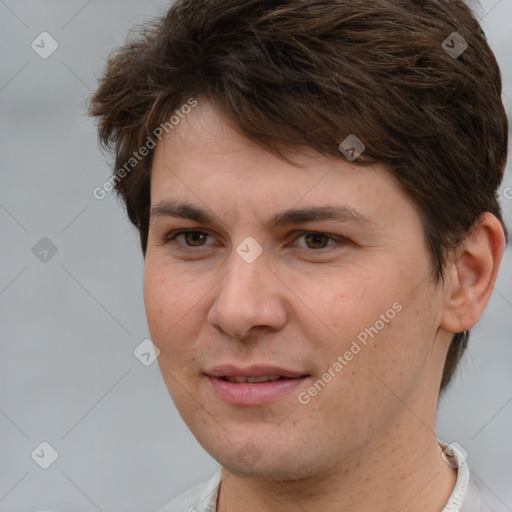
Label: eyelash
xmin=164 ymin=229 xmax=347 ymax=254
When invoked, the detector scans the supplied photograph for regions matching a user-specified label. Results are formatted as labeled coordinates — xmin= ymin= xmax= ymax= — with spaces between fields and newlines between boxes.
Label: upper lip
xmin=206 ymin=364 xmax=309 ymax=379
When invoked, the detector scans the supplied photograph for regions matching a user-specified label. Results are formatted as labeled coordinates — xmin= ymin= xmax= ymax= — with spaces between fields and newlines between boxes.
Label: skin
xmin=143 ymin=100 xmax=505 ymax=512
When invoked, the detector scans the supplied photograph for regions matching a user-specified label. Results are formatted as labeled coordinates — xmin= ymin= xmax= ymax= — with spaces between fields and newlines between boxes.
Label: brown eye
xmin=181 ymin=231 xmax=209 ymax=246
xmin=166 ymin=230 xmax=214 ymax=248
xmin=302 ymin=232 xmax=332 ymax=249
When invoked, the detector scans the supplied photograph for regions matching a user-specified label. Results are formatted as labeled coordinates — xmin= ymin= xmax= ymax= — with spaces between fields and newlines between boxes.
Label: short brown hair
xmin=88 ymin=0 xmax=508 ymax=393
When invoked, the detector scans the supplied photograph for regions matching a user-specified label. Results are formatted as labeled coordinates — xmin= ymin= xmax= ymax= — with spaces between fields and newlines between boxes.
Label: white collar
xmin=439 ymin=441 xmax=471 ymax=511
xmin=160 ymin=440 xmax=487 ymax=512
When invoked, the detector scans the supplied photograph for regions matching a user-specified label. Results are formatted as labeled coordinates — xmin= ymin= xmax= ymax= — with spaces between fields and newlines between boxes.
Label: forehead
xmin=150 ymin=100 xmax=419 ymax=232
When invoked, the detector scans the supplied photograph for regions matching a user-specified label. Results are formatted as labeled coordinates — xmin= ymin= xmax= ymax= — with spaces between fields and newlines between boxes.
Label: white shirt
xmin=159 ymin=442 xmax=509 ymax=512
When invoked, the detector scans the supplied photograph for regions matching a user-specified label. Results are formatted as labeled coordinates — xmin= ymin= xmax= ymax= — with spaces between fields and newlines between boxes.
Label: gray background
xmin=0 ymin=1 xmax=511 ymax=511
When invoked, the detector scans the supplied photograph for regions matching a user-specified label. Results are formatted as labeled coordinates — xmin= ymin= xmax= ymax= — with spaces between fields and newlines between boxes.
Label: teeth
xmin=225 ymin=375 xmax=282 ymax=383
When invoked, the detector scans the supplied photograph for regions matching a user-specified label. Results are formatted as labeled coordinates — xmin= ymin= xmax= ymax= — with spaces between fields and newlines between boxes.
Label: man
xmin=88 ymin=0 xmax=509 ymax=510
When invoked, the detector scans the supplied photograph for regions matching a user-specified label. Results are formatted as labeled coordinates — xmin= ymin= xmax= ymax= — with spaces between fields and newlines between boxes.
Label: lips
xmin=206 ymin=364 xmax=310 ymax=405
xmin=207 ymin=364 xmax=308 ymax=379
xmin=223 ymin=375 xmax=282 ymax=383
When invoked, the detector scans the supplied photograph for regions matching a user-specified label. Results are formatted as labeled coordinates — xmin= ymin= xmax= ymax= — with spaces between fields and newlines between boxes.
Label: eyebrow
xmin=150 ymin=200 xmax=376 ymax=229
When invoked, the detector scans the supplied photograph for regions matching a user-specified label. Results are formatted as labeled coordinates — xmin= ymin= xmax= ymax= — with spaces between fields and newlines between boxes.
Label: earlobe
xmin=440 ymin=213 xmax=506 ymax=334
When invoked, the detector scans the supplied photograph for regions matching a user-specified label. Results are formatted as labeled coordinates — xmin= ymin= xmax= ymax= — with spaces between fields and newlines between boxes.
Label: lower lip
xmin=207 ymin=376 xmax=309 ymax=405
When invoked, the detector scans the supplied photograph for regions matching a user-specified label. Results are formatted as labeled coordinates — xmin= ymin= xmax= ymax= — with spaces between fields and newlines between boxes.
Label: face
xmin=143 ymin=100 xmax=450 ymax=480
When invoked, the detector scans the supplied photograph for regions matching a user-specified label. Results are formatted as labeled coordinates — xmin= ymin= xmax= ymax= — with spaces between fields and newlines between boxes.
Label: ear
xmin=440 ymin=213 xmax=506 ymax=334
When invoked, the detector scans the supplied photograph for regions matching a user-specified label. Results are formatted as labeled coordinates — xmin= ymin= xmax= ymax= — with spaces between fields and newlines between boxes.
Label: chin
xmin=194 ymin=429 xmax=328 ymax=482
xmin=219 ymin=454 xmax=331 ymax=483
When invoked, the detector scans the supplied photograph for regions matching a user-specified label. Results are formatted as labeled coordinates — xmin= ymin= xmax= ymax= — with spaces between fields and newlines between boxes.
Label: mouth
xmin=219 ymin=375 xmax=305 ymax=383
xmin=206 ymin=364 xmax=311 ymax=405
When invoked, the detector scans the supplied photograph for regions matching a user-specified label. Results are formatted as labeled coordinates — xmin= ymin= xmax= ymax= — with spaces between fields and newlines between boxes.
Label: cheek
xmin=295 ymin=259 xmax=433 ymax=382
xmin=144 ymin=267 xmax=204 ymax=403
xmin=144 ymin=271 xmax=172 ymax=335
xmin=143 ymin=261 xmax=217 ymax=389
xmin=291 ymin=268 xmax=393 ymax=342
xmin=144 ymin=259 xmax=190 ymax=319
xmin=143 ymin=263 xmax=199 ymax=349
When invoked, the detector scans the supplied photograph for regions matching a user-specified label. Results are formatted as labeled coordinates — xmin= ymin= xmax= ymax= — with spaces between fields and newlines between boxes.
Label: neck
xmin=217 ymin=406 xmax=456 ymax=512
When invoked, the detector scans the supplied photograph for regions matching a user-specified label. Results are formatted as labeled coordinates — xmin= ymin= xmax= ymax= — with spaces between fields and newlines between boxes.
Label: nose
xmin=207 ymin=252 xmax=288 ymax=340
